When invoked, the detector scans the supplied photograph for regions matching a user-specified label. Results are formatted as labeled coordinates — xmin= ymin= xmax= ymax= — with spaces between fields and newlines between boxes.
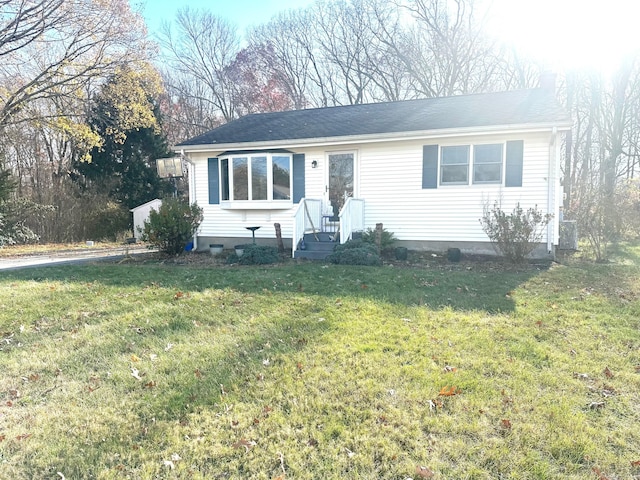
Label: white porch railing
xmin=339 ymin=198 xmax=365 ymax=244
xmin=292 ymin=198 xmax=322 ymax=258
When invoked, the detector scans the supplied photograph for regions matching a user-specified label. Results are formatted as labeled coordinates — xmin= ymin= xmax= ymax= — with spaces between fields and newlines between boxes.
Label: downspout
xmin=547 ymin=128 xmax=558 ymax=254
xmin=181 ymin=149 xmax=198 ymax=250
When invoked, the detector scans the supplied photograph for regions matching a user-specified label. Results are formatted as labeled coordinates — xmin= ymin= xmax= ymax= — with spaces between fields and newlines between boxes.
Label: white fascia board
xmin=173 ymin=122 xmax=573 ymax=154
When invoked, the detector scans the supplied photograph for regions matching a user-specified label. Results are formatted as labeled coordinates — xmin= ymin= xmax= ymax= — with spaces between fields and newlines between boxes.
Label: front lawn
xmin=1 ymin=248 xmax=639 ymax=479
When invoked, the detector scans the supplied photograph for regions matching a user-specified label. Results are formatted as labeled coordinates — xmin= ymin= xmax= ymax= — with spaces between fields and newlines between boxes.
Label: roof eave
xmin=174 ymin=121 xmax=573 ymax=154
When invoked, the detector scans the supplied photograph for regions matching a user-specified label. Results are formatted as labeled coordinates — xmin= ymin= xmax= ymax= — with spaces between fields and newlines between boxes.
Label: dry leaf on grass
xmin=438 ymin=385 xmax=460 ymax=396
xmin=415 ymin=465 xmax=435 ymax=478
xmin=232 ymin=438 xmax=256 ymax=452
xmin=130 ymin=368 xmax=143 ymax=381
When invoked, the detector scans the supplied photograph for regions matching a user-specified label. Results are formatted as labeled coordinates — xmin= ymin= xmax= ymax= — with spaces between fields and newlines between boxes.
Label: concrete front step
xmin=295 ymin=250 xmax=334 ymax=260
xmin=296 ymin=234 xmax=339 ymax=260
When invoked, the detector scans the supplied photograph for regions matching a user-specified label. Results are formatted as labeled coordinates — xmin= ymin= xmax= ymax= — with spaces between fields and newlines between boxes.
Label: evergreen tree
xmin=74 ymin=66 xmax=173 ymax=210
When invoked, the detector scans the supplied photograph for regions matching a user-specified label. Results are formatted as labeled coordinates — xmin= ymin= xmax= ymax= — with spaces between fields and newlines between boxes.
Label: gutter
xmin=180 ymin=149 xmax=199 ymax=251
xmin=174 ymin=122 xmax=573 ymax=154
xmin=547 ymin=128 xmax=558 ymax=254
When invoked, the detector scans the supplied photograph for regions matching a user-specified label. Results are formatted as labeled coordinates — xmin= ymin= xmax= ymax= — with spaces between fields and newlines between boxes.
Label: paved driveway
xmin=0 ymin=246 xmax=153 ymax=271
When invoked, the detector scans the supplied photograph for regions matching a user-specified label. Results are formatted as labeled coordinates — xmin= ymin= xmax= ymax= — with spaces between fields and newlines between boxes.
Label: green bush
xmin=140 ymin=198 xmax=203 ymax=255
xmin=82 ymin=200 xmax=130 ymax=241
xmin=327 ymin=240 xmax=382 ymax=266
xmin=234 ymin=244 xmax=280 ymax=265
xmin=361 ymin=226 xmax=396 ymax=253
xmin=479 ymin=201 xmax=552 ymax=263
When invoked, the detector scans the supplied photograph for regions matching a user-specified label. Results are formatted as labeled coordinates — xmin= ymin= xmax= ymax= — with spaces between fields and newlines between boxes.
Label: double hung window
xmin=440 ymin=144 xmax=503 ymax=185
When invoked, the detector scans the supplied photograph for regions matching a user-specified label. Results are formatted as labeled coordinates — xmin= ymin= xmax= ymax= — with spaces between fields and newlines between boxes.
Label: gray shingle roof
xmin=177 ymin=88 xmax=571 ymax=147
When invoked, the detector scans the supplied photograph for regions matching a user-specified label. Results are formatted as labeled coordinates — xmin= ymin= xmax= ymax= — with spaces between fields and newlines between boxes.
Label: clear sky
xmin=136 ymin=0 xmax=315 ymax=38
xmin=136 ymin=0 xmax=640 ymax=75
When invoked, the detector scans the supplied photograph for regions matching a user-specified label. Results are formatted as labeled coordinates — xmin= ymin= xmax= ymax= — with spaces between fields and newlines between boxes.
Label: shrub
xmin=479 ymin=201 xmax=552 ymax=263
xmin=81 ymin=200 xmax=130 ymax=241
xmin=327 ymin=240 xmax=382 ymax=266
xmin=234 ymin=244 xmax=280 ymax=265
xmin=140 ymin=198 xmax=203 ymax=255
xmin=361 ymin=226 xmax=396 ymax=253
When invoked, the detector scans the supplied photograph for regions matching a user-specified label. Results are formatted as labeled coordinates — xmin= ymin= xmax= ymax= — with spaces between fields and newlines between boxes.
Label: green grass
xmin=1 ymin=248 xmax=639 ymax=479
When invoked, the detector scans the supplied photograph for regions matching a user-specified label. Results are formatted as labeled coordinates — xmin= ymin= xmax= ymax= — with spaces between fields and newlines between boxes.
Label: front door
xmin=327 ymin=152 xmax=355 ymax=220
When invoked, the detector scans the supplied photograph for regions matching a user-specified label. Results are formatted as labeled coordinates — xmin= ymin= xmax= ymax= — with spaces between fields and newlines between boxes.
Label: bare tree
xmin=159 ymin=8 xmax=240 ymax=124
xmin=0 ymin=0 xmax=150 ymax=129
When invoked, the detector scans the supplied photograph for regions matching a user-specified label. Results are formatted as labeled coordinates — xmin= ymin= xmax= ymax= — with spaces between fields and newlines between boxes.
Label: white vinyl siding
xmin=190 ymin=131 xmax=556 ymax=247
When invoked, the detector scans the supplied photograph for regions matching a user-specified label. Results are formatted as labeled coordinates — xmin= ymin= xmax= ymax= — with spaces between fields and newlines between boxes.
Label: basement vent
xmin=559 ymin=221 xmax=578 ymax=250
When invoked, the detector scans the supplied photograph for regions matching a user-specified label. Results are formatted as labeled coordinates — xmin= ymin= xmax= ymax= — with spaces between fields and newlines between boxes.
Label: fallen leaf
xmin=131 ymin=354 xmax=140 ymax=362
xmin=163 ymin=460 xmax=175 ymax=470
xmin=603 ymin=367 xmax=614 ymax=378
xmin=589 ymin=401 xmax=605 ymax=410
xmin=232 ymin=438 xmax=256 ymax=452
xmin=443 ymin=365 xmax=457 ymax=373
xmin=171 ymin=453 xmax=182 ymax=462
xmin=144 ymin=381 xmax=156 ymax=388
xmin=592 ymin=466 xmax=610 ymax=480
xmin=416 ymin=465 xmax=435 ymax=478
xmin=130 ymin=368 xmax=142 ymax=381
xmin=28 ymin=373 xmax=40 ymax=382
xmin=345 ymin=447 xmax=355 ymax=458
xmin=194 ymin=369 xmax=203 ymax=378
xmin=16 ymin=433 xmax=31 ymax=441
xmin=573 ymin=372 xmax=589 ymax=380
xmin=262 ymin=358 xmax=270 ymax=366
xmin=631 ymin=460 xmax=640 ymax=467
xmin=307 ymin=438 xmax=318 ymax=447
xmin=164 ymin=343 xmax=174 ymax=352
xmin=438 ymin=385 xmax=460 ymax=396
xmin=6 ymin=400 xmax=12 ymax=407
xmin=360 ymin=284 xmax=368 ymax=289
xmin=500 ymin=419 xmax=512 ymax=430
xmin=0 ymin=434 xmax=5 ymax=442
xmin=8 ymin=389 xmax=20 ymax=399
xmin=296 ymin=362 xmax=304 ymax=373
xmin=174 ymin=291 xmax=184 ymax=300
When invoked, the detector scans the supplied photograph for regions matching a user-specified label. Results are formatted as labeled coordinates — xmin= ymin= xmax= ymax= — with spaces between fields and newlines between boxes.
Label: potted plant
xmin=209 ymin=244 xmax=224 ymax=255
xmin=234 ymin=244 xmax=246 ymax=257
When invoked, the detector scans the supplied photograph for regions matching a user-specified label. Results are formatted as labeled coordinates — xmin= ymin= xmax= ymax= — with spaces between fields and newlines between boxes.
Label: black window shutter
xmin=422 ymin=145 xmax=438 ymax=189
xmin=208 ymin=157 xmax=220 ymax=204
xmin=292 ymin=153 xmax=305 ymax=203
xmin=505 ymin=140 xmax=524 ymax=187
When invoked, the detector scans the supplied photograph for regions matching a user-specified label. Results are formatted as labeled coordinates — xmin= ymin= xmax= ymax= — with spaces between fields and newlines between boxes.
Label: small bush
xmin=235 ymin=244 xmax=280 ymax=265
xmin=361 ymin=226 xmax=396 ymax=253
xmin=140 ymin=198 xmax=203 ymax=255
xmin=480 ymin=201 xmax=552 ymax=263
xmin=327 ymin=240 xmax=382 ymax=266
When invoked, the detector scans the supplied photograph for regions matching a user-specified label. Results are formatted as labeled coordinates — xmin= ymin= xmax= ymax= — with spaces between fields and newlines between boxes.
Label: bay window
xmin=219 ymin=153 xmax=292 ymax=204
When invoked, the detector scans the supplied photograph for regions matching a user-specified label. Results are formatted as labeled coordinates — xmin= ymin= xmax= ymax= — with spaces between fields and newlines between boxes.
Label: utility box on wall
xmin=131 ymin=199 xmax=162 ymax=240
xmin=559 ymin=220 xmax=578 ymax=250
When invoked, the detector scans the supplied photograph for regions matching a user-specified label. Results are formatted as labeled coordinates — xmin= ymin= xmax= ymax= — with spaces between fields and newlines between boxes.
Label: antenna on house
xmin=155 ymin=157 xmax=184 ymax=197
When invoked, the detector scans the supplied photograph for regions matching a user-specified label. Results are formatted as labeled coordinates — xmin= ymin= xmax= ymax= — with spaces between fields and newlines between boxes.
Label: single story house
xmin=175 ymin=84 xmax=571 ymax=259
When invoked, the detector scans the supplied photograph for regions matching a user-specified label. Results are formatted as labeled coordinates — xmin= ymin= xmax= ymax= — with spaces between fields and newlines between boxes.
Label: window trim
xmin=438 ymin=143 xmax=506 ymax=187
xmin=219 ymin=152 xmax=293 ymax=209
xmin=440 ymin=145 xmax=470 ymax=185
xmin=472 ymin=143 xmax=504 ymax=185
